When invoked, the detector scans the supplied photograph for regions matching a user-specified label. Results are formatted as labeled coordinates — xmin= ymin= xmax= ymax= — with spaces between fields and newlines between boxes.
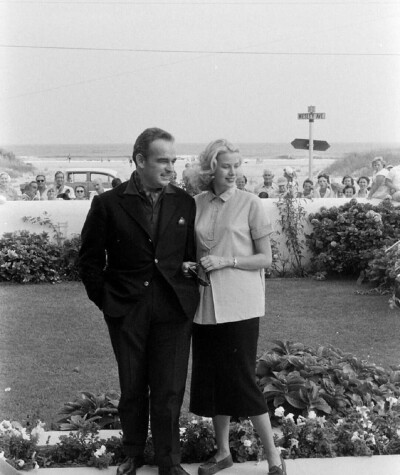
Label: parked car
xmin=65 ymin=168 xmax=119 ymax=192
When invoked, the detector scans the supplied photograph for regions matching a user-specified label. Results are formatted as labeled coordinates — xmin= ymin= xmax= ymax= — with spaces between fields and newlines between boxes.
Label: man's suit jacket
xmin=79 ymin=180 xmax=199 ymax=319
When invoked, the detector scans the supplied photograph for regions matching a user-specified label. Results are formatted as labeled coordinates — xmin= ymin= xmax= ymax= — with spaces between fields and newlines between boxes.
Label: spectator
xmin=254 ymin=169 xmax=279 ymax=198
xmin=314 ymin=173 xmax=335 ymax=198
xmin=385 ymin=164 xmax=400 ymax=201
xmin=35 ymin=174 xmax=48 ymax=200
xmin=236 ymin=175 xmax=250 ymax=192
xmin=47 ymin=188 xmax=56 ymax=200
xmin=0 ymin=172 xmax=19 ymax=201
xmin=367 ymin=157 xmax=391 ymax=200
xmin=111 ymin=177 xmax=122 ymax=188
xmin=298 ymin=178 xmax=314 ymax=198
xmin=75 ymin=185 xmax=88 ymax=200
xmin=343 ymin=185 xmax=356 ymax=198
xmin=357 ymin=176 xmax=370 ymax=198
xmin=49 ymin=171 xmax=75 ymax=199
xmin=342 ymin=175 xmax=355 ymax=187
xmin=169 ymin=170 xmax=179 ymax=186
xmin=276 ymin=176 xmax=288 ymax=195
xmin=21 ymin=181 xmax=40 ymax=201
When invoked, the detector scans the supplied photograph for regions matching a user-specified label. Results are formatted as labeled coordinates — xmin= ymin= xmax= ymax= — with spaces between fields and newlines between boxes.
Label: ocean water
xmin=6 ymin=142 xmax=400 ymax=163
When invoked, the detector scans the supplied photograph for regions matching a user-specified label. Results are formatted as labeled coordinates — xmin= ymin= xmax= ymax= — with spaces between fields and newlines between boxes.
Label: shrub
xmin=307 ymin=199 xmax=400 ymax=276
xmin=366 ymin=243 xmax=400 ymax=291
xmin=256 ymin=340 xmax=400 ymax=419
xmin=0 ymin=231 xmax=63 ymax=283
xmin=57 ymin=391 xmax=121 ymax=430
xmin=0 ymin=230 xmax=81 ymax=284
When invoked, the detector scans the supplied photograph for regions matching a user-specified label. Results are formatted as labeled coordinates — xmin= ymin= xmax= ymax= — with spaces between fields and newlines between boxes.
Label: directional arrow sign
xmin=291 ymin=138 xmax=330 ymax=152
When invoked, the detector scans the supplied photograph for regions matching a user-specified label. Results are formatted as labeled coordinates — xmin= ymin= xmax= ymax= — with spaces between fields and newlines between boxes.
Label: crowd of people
xmin=0 ymin=171 xmax=123 ymax=202
xmin=231 ymin=156 xmax=399 ymax=200
xmin=1 ymin=155 xmax=398 ymax=204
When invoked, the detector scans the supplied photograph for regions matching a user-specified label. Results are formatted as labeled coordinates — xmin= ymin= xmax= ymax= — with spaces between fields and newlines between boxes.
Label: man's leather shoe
xmin=159 ymin=464 xmax=190 ymax=475
xmin=116 ymin=456 xmax=144 ymax=475
xmin=198 ymin=454 xmax=233 ymax=475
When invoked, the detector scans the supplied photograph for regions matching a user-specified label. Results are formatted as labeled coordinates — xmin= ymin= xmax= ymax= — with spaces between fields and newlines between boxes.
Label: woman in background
xmin=314 ymin=173 xmax=335 ymax=198
xmin=368 ymin=157 xmax=391 ymax=200
xmin=0 ymin=172 xmax=20 ymax=201
xmin=183 ymin=139 xmax=286 ymax=475
xmin=75 ymin=185 xmax=88 ymax=200
xmin=357 ymin=176 xmax=370 ymax=198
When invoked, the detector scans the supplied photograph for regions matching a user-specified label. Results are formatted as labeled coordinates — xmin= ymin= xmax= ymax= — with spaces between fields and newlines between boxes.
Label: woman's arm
xmin=367 ymin=175 xmax=385 ymax=198
xmin=199 ymin=235 xmax=272 ymax=272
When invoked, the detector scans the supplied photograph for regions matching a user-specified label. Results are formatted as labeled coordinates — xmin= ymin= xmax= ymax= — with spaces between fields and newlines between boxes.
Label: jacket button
xmin=154 ymin=258 xmax=158 ymax=264
xmin=144 ymin=281 xmax=149 ymax=287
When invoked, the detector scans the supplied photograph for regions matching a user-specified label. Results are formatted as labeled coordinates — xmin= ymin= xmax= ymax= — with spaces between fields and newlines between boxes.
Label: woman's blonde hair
xmin=193 ymin=139 xmax=241 ymax=191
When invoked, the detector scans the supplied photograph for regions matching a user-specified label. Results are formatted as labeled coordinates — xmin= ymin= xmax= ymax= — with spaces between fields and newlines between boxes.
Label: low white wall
xmin=0 ymin=197 xmax=376 ymax=267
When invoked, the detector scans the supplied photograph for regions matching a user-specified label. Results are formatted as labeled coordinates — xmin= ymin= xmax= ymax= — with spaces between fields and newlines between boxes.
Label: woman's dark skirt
xmin=190 ymin=317 xmax=268 ymax=418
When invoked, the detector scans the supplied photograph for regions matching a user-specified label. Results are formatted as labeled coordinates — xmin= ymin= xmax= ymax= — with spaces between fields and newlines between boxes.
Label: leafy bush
xmin=366 ymin=243 xmax=400 ymax=291
xmin=57 ymin=391 xmax=121 ymax=430
xmin=0 ymin=148 xmax=36 ymax=177
xmin=307 ymin=199 xmax=400 ymax=275
xmin=0 ymin=231 xmax=63 ymax=283
xmin=0 ymin=230 xmax=81 ymax=283
xmin=256 ymin=340 xmax=400 ymax=419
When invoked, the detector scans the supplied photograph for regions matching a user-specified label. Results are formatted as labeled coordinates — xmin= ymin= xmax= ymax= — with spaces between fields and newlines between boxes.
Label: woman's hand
xmin=200 ymin=255 xmax=229 ymax=272
xmin=182 ymin=261 xmax=198 ymax=278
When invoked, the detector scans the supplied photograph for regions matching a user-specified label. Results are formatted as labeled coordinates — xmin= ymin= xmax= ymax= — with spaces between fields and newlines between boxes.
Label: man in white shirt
xmin=254 ymin=169 xmax=279 ymax=198
xmin=48 ymin=171 xmax=75 ymax=199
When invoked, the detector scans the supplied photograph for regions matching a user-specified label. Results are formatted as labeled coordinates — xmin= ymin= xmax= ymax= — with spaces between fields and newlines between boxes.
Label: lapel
xmin=157 ymin=192 xmax=179 ymax=244
xmin=118 ymin=192 xmax=153 ymax=238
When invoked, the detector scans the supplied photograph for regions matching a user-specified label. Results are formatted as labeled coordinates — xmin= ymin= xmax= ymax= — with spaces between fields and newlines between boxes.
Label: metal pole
xmin=309 ymin=117 xmax=314 ymax=179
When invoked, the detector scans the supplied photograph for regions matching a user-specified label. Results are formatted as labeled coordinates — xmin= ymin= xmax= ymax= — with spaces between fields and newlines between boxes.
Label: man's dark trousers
xmin=105 ymin=275 xmax=192 ymax=467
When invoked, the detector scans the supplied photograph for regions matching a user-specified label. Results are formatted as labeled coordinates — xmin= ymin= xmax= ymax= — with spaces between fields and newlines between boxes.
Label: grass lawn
xmin=1 ymin=279 xmax=399 ymax=428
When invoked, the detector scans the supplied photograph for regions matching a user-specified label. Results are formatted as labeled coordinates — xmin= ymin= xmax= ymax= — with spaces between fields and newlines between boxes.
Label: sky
xmin=1 ymin=0 xmax=400 ymax=145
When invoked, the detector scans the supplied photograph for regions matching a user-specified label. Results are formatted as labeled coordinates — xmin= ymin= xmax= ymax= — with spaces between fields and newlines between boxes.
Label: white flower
xmin=296 ymin=415 xmax=306 ymax=426
xmin=17 ymin=459 xmax=25 ymax=467
xmin=179 ymin=427 xmax=186 ymax=436
xmin=386 ymin=396 xmax=398 ymax=408
xmin=94 ymin=445 xmax=107 ymax=458
xmin=362 ymin=420 xmax=373 ymax=430
xmin=284 ymin=413 xmax=294 ymax=422
xmin=351 ymin=431 xmax=360 ymax=442
xmin=0 ymin=420 xmax=12 ymax=432
xmin=4 ymin=388 xmax=11 ymax=392
xmin=201 ymin=417 xmax=212 ymax=423
xmin=20 ymin=427 xmax=30 ymax=440
xmin=274 ymin=407 xmax=285 ymax=418
xmin=367 ymin=434 xmax=376 ymax=446
xmin=308 ymin=411 xmax=317 ymax=419
xmin=243 ymin=439 xmax=252 ymax=447
xmin=31 ymin=421 xmax=46 ymax=439
xmin=336 ymin=419 xmax=344 ymax=426
xmin=0 ymin=451 xmax=5 ymax=460
xmin=191 ymin=419 xmax=198 ymax=425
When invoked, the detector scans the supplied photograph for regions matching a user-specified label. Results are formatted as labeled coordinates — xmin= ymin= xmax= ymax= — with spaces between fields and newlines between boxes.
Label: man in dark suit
xmin=79 ymin=128 xmax=199 ymax=475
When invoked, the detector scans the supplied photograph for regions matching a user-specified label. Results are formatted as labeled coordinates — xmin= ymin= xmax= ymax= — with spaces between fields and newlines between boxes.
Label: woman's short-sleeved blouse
xmin=194 ymin=188 xmax=273 ymax=325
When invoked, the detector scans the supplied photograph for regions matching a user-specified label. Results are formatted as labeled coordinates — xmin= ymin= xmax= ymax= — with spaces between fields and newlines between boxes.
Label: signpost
xmin=291 ymin=138 xmax=330 ymax=152
xmin=296 ymin=106 xmax=326 ymax=179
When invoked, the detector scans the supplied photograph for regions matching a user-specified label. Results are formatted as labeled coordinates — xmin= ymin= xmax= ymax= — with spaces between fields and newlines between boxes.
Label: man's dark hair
xmin=55 ymin=171 xmax=64 ymax=178
xmin=111 ymin=177 xmax=122 ymax=188
xmin=132 ymin=128 xmax=174 ymax=165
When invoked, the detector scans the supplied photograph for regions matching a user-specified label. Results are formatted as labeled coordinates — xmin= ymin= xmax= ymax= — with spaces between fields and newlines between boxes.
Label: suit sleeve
xmin=184 ymin=197 xmax=197 ymax=263
xmin=78 ymin=196 xmax=107 ymax=309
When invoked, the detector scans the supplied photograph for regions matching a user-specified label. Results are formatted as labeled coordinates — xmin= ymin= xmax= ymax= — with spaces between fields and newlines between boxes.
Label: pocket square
xmin=178 ymin=217 xmax=186 ymax=226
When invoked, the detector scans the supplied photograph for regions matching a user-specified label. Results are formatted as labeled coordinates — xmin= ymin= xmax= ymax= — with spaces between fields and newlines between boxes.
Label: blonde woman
xmin=0 ymin=172 xmax=19 ymax=201
xmin=367 ymin=156 xmax=391 ymax=200
xmin=183 ymin=139 xmax=286 ymax=475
